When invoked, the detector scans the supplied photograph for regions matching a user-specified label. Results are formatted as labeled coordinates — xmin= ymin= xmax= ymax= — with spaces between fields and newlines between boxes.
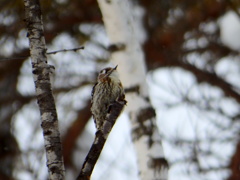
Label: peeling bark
xmin=97 ymin=0 xmax=169 ymax=179
xmin=23 ymin=0 xmax=65 ymax=179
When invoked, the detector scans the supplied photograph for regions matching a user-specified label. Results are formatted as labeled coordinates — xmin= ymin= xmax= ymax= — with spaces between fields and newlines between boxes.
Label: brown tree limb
xmin=227 ymin=141 xmax=240 ymax=180
xmin=63 ymin=100 xmax=92 ymax=168
xmin=24 ymin=0 xmax=65 ymax=179
xmin=176 ymin=62 xmax=240 ymax=103
xmin=76 ymin=100 xmax=125 ymax=180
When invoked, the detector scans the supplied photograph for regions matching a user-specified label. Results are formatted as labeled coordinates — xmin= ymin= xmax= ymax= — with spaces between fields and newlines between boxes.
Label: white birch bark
xmin=97 ymin=0 xmax=169 ymax=179
xmin=24 ymin=0 xmax=65 ymax=179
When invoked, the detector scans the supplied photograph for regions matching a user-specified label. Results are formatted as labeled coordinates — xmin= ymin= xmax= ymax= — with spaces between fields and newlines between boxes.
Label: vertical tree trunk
xmin=23 ymin=0 xmax=65 ymax=179
xmin=97 ymin=0 xmax=169 ymax=179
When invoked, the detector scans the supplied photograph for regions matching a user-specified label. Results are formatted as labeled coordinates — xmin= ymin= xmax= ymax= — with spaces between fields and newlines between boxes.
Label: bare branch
xmin=46 ymin=47 xmax=84 ymax=55
xmin=0 ymin=47 xmax=84 ymax=62
xmin=76 ymin=100 xmax=125 ymax=180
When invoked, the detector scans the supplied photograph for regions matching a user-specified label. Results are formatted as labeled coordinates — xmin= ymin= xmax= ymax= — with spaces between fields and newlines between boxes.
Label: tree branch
xmin=76 ymin=100 xmax=125 ymax=180
xmin=177 ymin=62 xmax=240 ymax=103
xmin=0 ymin=47 xmax=85 ymax=62
xmin=47 ymin=47 xmax=84 ymax=55
xmin=23 ymin=0 xmax=65 ymax=179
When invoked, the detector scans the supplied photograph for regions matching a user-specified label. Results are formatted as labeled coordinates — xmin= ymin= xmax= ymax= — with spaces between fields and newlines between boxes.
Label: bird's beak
xmin=113 ymin=65 xmax=118 ymax=70
xmin=106 ymin=65 xmax=118 ymax=77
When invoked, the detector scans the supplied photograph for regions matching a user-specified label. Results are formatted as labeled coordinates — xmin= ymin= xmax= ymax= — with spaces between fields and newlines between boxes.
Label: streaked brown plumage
xmin=91 ymin=65 xmax=126 ymax=131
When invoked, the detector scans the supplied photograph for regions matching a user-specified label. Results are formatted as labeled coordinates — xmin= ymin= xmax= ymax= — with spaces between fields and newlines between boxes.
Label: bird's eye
xmin=101 ymin=70 xmax=106 ymax=74
xmin=99 ymin=68 xmax=112 ymax=75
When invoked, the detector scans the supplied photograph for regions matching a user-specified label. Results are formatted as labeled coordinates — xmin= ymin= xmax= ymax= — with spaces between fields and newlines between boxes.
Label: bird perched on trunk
xmin=91 ymin=65 xmax=126 ymax=131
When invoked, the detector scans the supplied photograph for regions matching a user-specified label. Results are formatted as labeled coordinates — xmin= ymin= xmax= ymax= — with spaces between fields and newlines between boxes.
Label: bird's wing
xmin=91 ymin=82 xmax=98 ymax=102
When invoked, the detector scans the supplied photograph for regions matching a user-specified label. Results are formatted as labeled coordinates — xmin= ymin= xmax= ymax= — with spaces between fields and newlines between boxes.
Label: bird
xmin=91 ymin=65 xmax=126 ymax=131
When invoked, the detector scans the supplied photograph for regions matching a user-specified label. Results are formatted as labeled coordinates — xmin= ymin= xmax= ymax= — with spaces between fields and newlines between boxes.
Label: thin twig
xmin=0 ymin=46 xmax=85 ymax=62
xmin=46 ymin=46 xmax=85 ymax=55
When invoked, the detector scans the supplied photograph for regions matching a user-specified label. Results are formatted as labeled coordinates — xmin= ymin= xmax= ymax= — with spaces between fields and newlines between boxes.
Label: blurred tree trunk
xmin=97 ymin=0 xmax=168 ymax=179
xmin=23 ymin=0 xmax=65 ymax=179
xmin=228 ymin=141 xmax=240 ymax=180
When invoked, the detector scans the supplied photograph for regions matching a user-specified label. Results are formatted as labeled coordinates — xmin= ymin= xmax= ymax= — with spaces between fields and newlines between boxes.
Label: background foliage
xmin=0 ymin=0 xmax=240 ymax=179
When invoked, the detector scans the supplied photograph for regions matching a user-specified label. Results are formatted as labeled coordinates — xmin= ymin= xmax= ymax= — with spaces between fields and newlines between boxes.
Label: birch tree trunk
xmin=24 ymin=0 xmax=65 ymax=179
xmin=97 ymin=0 xmax=169 ymax=179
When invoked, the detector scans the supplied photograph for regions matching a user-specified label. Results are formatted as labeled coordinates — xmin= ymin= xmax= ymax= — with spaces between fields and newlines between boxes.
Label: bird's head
xmin=98 ymin=65 xmax=119 ymax=82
